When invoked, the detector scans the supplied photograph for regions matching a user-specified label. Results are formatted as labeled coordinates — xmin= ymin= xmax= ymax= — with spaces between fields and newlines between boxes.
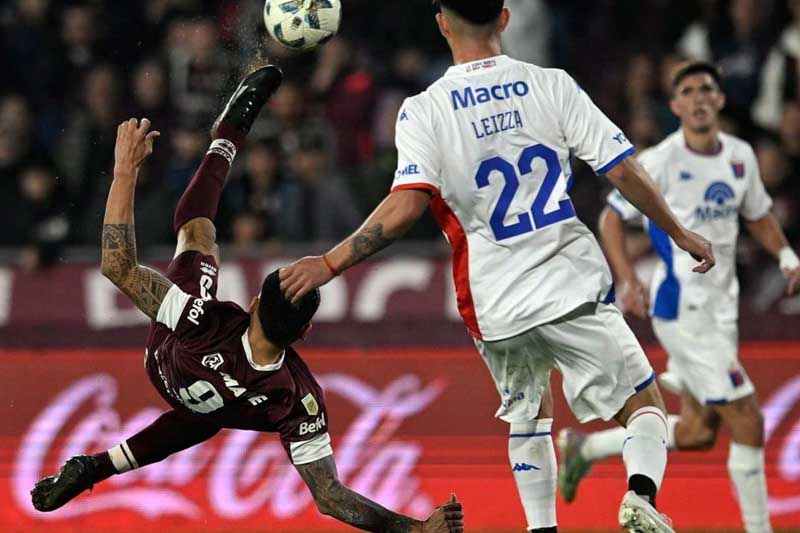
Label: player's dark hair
xmin=257 ymin=270 xmax=320 ymax=347
xmin=671 ymin=60 xmax=722 ymax=95
xmin=432 ymin=0 xmax=504 ymax=25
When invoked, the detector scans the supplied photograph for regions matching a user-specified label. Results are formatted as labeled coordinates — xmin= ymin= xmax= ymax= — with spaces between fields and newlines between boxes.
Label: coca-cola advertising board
xmin=3 ymin=343 xmax=800 ymax=532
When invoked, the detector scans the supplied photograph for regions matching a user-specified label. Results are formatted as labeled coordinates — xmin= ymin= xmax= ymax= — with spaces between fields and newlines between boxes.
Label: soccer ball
xmin=264 ymin=0 xmax=341 ymax=51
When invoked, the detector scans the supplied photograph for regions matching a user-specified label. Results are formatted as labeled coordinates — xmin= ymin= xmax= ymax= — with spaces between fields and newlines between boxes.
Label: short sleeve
xmin=391 ymin=97 xmax=442 ymax=194
xmin=553 ymin=70 xmax=635 ymax=175
xmin=740 ymin=147 xmax=773 ymax=221
xmin=156 ymin=285 xmax=192 ymax=330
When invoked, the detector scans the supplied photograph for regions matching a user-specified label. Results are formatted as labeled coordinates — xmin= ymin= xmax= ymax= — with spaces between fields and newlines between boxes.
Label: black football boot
xmin=31 ymin=455 xmax=101 ymax=512
xmin=211 ymin=64 xmax=284 ymax=138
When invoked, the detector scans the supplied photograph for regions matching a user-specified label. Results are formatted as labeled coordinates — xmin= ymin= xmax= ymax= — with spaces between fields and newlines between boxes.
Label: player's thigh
xmin=712 ymin=393 xmax=764 ymax=447
xmin=474 ymin=332 xmax=555 ymax=423
xmin=540 ymin=303 xmax=655 ymax=424
xmin=652 ymin=317 xmax=754 ymax=406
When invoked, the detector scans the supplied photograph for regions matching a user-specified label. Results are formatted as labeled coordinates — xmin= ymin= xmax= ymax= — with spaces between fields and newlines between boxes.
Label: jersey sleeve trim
xmin=391 ymin=183 xmax=440 ymax=195
xmin=156 ymin=285 xmax=191 ymax=330
xmin=595 ymin=146 xmax=636 ymax=175
xmin=290 ymin=432 xmax=333 ymax=465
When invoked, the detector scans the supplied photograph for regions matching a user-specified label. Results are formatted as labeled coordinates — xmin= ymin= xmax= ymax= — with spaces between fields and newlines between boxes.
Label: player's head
xmin=253 ymin=270 xmax=320 ymax=348
xmin=433 ymin=0 xmax=510 ymax=44
xmin=669 ymin=60 xmax=725 ymax=134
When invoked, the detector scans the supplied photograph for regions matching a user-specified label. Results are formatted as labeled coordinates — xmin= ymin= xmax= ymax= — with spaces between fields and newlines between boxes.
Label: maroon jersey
xmin=144 ymin=251 xmax=331 ymax=465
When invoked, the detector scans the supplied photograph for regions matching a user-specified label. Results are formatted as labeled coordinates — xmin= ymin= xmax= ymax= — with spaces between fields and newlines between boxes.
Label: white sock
xmin=108 ymin=441 xmax=139 ymax=473
xmin=728 ymin=443 xmax=772 ymax=533
xmin=622 ymin=407 xmax=668 ymax=491
xmin=509 ymin=418 xmax=557 ymax=529
xmin=581 ymin=414 xmax=680 ymax=462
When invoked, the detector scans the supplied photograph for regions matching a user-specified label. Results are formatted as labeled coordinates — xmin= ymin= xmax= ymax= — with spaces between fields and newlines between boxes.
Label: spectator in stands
xmin=58 ymin=4 xmax=102 ymax=104
xmin=753 ymin=0 xmax=800 ymax=131
xmin=780 ymin=101 xmax=800 ymax=174
xmin=756 ymin=139 xmax=798 ymax=242
xmin=677 ymin=0 xmax=772 ymax=133
xmin=220 ymin=138 xmax=285 ymax=241
xmin=502 ymin=0 xmax=551 ymax=67
xmin=310 ymin=37 xmax=377 ymax=169
xmin=281 ymin=131 xmax=361 ymax=242
xmin=11 ymin=164 xmax=70 ymax=268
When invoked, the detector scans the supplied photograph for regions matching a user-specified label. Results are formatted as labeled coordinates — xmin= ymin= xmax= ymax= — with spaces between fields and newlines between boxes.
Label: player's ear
xmin=248 ymin=296 xmax=259 ymax=314
xmin=299 ymin=323 xmax=313 ymax=340
xmin=498 ymin=7 xmax=511 ymax=32
xmin=436 ymin=12 xmax=449 ymax=39
xmin=669 ymin=97 xmax=681 ymax=118
xmin=715 ymin=90 xmax=726 ymax=112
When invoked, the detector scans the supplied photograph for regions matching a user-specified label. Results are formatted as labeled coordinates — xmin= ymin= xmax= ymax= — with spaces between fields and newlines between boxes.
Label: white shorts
xmin=475 ymin=303 xmax=654 ymax=424
xmin=652 ymin=315 xmax=754 ymax=405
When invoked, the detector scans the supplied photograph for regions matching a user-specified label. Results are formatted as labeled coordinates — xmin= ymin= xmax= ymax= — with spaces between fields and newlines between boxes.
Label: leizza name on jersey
xmin=451 ymin=80 xmax=530 ymax=110
xmin=472 ymin=109 xmax=524 ymax=140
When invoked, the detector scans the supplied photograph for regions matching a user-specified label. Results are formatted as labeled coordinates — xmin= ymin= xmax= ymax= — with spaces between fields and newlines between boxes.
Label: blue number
xmin=476 ymin=157 xmax=533 ymax=240
xmin=520 ymin=145 xmax=576 ymax=229
xmin=476 ymin=144 xmax=575 ymax=241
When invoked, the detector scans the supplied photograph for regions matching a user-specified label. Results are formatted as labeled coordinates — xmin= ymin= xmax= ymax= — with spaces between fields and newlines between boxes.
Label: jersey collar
xmin=445 ymin=55 xmax=514 ymax=77
xmin=242 ymin=329 xmax=285 ymax=372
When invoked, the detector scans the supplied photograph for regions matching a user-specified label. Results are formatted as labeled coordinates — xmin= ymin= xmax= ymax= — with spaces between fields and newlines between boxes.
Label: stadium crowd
xmin=0 ymin=0 xmax=798 ymax=299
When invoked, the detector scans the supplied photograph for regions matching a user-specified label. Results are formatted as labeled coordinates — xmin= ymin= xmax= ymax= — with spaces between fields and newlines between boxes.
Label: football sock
xmin=173 ymin=124 xmax=243 ymax=233
xmin=622 ymin=407 xmax=668 ymax=506
xmin=509 ymin=418 xmax=557 ymax=529
xmin=581 ymin=414 xmax=680 ymax=461
xmin=728 ymin=443 xmax=772 ymax=533
xmin=101 ymin=410 xmax=220 ymax=477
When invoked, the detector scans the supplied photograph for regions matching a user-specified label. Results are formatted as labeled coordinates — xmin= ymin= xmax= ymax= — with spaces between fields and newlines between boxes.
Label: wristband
xmin=322 ymin=253 xmax=340 ymax=277
xmin=779 ymin=247 xmax=800 ymax=271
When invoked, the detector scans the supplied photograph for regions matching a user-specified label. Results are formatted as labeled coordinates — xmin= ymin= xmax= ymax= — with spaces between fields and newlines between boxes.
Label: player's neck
xmin=247 ymin=330 xmax=284 ymax=366
xmin=450 ymin=38 xmax=502 ymax=65
xmin=682 ymin=126 xmax=722 ymax=155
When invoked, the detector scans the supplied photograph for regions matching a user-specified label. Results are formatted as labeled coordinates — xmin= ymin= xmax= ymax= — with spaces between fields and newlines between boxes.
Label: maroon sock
xmin=91 ymin=451 xmax=117 ymax=483
xmin=173 ymin=124 xmax=246 ymax=233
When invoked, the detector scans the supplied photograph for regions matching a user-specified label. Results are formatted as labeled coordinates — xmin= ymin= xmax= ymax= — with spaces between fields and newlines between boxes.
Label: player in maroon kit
xmin=30 ymin=65 xmax=464 ymax=533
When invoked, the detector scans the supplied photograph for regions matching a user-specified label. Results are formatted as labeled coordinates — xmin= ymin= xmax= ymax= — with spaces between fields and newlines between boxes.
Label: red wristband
xmin=322 ymin=253 xmax=339 ymax=277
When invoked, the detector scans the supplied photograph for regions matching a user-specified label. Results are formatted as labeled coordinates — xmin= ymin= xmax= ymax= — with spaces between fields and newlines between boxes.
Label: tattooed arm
xmin=280 ymin=189 xmax=430 ymax=303
xmin=296 ymin=455 xmax=463 ymax=533
xmin=100 ymin=118 xmax=169 ymax=320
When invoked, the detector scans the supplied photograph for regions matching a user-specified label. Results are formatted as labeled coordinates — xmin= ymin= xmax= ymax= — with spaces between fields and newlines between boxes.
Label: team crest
xmin=729 ymin=368 xmax=745 ymax=387
xmin=202 ymin=353 xmax=224 ymax=370
xmin=301 ymin=393 xmax=319 ymax=415
xmin=731 ymin=160 xmax=745 ymax=179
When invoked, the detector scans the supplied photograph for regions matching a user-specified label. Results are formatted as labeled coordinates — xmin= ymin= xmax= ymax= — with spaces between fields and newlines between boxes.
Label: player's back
xmin=393 ymin=56 xmax=635 ymax=341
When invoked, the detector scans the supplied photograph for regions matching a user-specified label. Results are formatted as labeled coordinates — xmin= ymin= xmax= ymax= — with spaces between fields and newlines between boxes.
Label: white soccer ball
xmin=264 ymin=0 xmax=341 ymax=51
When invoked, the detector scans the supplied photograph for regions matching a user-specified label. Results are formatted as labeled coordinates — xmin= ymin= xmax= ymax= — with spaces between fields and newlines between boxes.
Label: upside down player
xmin=30 ymin=65 xmax=464 ymax=533
xmin=280 ymin=1 xmax=716 ymax=532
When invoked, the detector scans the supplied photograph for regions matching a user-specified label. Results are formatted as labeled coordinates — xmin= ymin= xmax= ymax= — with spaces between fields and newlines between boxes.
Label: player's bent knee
xmin=176 ymin=219 xmax=218 ymax=257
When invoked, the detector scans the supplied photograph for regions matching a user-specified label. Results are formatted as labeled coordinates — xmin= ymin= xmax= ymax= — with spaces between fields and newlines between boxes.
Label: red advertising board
xmin=2 ymin=343 xmax=800 ymax=532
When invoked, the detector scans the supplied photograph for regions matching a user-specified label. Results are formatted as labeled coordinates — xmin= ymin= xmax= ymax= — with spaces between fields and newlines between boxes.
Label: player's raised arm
xmin=605 ymin=157 xmax=715 ymax=273
xmin=100 ymin=118 xmax=173 ymax=320
xmin=280 ymin=188 xmax=431 ymax=304
xmin=295 ymin=455 xmax=463 ymax=533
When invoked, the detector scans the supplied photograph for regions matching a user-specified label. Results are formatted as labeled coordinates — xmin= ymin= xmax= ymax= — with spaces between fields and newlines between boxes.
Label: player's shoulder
xmin=638 ymin=131 xmax=682 ymax=165
xmin=720 ymin=131 xmax=757 ymax=160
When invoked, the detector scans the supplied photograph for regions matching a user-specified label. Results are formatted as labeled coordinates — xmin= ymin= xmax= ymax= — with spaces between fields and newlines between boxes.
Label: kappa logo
xmin=201 ymin=353 xmax=224 ymax=371
xmin=301 ymin=393 xmax=319 ymax=416
xmin=399 ymin=109 xmax=409 ymax=122
xmin=512 ymin=462 xmax=540 ymax=472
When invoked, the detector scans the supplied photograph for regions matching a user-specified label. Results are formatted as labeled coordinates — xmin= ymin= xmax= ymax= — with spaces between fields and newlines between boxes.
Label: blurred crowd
xmin=0 ymin=0 xmax=798 ymax=300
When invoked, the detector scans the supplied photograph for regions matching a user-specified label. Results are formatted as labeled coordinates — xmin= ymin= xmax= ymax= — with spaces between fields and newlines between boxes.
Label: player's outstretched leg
xmin=173 ymin=65 xmax=283 ymax=233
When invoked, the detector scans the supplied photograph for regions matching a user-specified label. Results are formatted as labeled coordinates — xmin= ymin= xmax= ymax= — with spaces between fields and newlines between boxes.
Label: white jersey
xmin=607 ymin=130 xmax=773 ymax=322
xmin=391 ymin=55 xmax=635 ymax=341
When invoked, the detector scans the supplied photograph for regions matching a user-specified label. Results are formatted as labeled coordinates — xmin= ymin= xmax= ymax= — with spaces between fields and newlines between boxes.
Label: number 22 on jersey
xmin=476 ymin=144 xmax=575 ymax=241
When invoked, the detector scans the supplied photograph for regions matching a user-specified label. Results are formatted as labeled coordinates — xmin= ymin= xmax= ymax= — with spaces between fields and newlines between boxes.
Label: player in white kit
xmin=280 ymin=2 xmax=716 ymax=532
xmin=558 ymin=61 xmax=800 ymax=533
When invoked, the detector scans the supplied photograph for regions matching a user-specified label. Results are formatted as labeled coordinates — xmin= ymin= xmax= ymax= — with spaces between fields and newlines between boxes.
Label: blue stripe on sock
xmin=509 ymin=432 xmax=552 ymax=438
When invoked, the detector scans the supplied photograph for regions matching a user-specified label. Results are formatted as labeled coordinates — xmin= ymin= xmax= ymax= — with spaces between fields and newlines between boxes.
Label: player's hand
xmin=675 ymin=229 xmax=715 ymax=273
xmin=417 ymin=493 xmax=463 ymax=533
xmin=280 ymin=256 xmax=334 ymax=304
xmin=784 ymin=266 xmax=800 ymax=296
xmin=620 ymin=277 xmax=649 ymax=319
xmin=114 ymin=118 xmax=160 ymax=178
